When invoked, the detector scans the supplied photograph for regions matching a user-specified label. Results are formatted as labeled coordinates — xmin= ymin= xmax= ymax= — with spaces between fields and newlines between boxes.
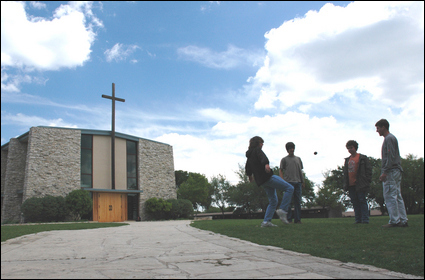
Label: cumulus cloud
xmin=155 ymin=111 xmax=384 ymax=185
xmin=30 ymin=1 xmax=46 ymax=10
xmin=249 ymin=1 xmax=424 ymax=110
xmin=104 ymin=43 xmax=140 ymax=63
xmin=1 ymin=1 xmax=102 ymax=91
xmin=161 ymin=2 xmax=424 ymax=185
xmin=177 ymin=45 xmax=264 ymax=69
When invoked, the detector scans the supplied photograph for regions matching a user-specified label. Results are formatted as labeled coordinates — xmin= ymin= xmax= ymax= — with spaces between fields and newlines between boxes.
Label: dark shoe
xmin=382 ymin=223 xmax=398 ymax=228
xmin=294 ymin=221 xmax=302 ymax=224
xmin=362 ymin=221 xmax=369 ymax=224
xmin=397 ymin=222 xmax=408 ymax=227
xmin=354 ymin=221 xmax=361 ymax=224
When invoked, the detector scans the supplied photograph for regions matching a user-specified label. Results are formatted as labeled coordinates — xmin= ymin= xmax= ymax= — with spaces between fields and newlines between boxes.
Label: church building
xmin=1 ymin=126 xmax=177 ymax=223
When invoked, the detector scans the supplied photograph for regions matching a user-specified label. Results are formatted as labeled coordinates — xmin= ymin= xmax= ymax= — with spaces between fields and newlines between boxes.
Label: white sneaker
xmin=261 ymin=221 xmax=278 ymax=227
xmin=276 ymin=209 xmax=289 ymax=224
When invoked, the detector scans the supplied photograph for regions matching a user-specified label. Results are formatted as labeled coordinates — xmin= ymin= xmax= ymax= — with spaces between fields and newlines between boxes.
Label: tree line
xmin=176 ymin=154 xmax=424 ymax=215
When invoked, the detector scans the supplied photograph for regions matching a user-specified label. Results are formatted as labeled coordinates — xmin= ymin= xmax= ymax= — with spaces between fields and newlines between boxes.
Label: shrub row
xmin=145 ymin=198 xmax=193 ymax=220
xmin=21 ymin=190 xmax=92 ymax=223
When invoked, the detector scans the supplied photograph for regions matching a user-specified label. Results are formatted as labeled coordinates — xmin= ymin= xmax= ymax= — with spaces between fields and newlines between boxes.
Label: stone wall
xmin=1 ymin=149 xmax=8 ymax=210
xmin=138 ymin=139 xmax=177 ymax=220
xmin=1 ymin=138 xmax=28 ymax=223
xmin=23 ymin=127 xmax=81 ymax=202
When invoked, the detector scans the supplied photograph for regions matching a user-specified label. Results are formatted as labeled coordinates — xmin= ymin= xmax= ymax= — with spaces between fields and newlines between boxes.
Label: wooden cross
xmin=102 ymin=83 xmax=125 ymax=189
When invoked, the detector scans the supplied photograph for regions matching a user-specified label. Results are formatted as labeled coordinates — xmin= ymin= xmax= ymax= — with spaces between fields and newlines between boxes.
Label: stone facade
xmin=1 ymin=138 xmax=28 ymax=223
xmin=23 ymin=127 xmax=81 ymax=201
xmin=138 ymin=139 xmax=177 ymax=220
xmin=1 ymin=126 xmax=176 ymax=223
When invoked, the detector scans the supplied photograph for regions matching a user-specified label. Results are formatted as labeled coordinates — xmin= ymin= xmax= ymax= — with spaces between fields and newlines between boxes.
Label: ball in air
xmin=314 ymin=151 xmax=318 ymax=155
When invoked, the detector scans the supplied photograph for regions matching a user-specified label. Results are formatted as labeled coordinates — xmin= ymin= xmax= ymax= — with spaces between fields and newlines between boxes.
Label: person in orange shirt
xmin=343 ymin=140 xmax=372 ymax=224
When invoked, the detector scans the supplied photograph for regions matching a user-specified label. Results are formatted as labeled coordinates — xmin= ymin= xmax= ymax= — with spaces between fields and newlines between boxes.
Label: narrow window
xmin=81 ymin=134 xmax=93 ymax=188
xmin=127 ymin=140 xmax=137 ymax=190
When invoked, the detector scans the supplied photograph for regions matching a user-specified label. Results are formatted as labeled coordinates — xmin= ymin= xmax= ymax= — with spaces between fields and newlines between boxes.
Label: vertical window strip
xmin=126 ymin=140 xmax=138 ymax=190
xmin=81 ymin=134 xmax=93 ymax=188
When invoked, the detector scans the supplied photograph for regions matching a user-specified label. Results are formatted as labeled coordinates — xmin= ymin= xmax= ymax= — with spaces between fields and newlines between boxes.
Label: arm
xmin=279 ymin=169 xmax=284 ymax=179
xmin=258 ymin=148 xmax=271 ymax=173
xmin=380 ymin=136 xmax=398 ymax=182
xmin=365 ymin=156 xmax=372 ymax=184
xmin=245 ymin=160 xmax=254 ymax=182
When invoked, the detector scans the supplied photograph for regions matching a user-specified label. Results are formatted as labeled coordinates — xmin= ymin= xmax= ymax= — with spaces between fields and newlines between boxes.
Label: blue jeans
xmin=383 ymin=169 xmax=408 ymax=225
xmin=287 ymin=182 xmax=302 ymax=223
xmin=348 ymin=186 xmax=369 ymax=223
xmin=262 ymin=175 xmax=294 ymax=222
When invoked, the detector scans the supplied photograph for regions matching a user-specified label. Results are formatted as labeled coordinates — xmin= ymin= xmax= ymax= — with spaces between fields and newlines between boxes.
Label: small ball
xmin=314 ymin=151 xmax=318 ymax=155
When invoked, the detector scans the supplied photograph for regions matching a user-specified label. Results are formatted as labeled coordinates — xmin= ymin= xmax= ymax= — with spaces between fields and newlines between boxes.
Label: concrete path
xmin=1 ymin=220 xmax=422 ymax=279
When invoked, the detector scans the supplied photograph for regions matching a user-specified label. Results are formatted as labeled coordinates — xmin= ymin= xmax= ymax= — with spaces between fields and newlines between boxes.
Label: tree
xmin=227 ymin=164 xmax=269 ymax=213
xmin=316 ymin=167 xmax=346 ymax=215
xmin=177 ymin=173 xmax=210 ymax=211
xmin=302 ymin=175 xmax=317 ymax=208
xmin=175 ymin=170 xmax=189 ymax=188
xmin=210 ymin=174 xmax=231 ymax=216
xmin=401 ymin=154 xmax=424 ymax=214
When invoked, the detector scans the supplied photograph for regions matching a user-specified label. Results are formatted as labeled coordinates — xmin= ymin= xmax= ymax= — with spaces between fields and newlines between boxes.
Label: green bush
xmin=167 ymin=199 xmax=194 ymax=219
xmin=21 ymin=195 xmax=67 ymax=223
xmin=65 ymin=190 xmax=92 ymax=221
xmin=145 ymin=197 xmax=172 ymax=220
xmin=42 ymin=195 xmax=67 ymax=222
xmin=21 ymin=197 xmax=44 ymax=223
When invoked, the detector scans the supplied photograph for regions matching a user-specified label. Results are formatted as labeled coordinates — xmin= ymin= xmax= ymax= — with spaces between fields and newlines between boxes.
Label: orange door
xmin=94 ymin=193 xmax=127 ymax=222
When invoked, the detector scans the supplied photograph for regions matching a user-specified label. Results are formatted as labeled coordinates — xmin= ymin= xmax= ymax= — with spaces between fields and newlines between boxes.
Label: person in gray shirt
xmin=280 ymin=142 xmax=304 ymax=224
xmin=375 ymin=119 xmax=408 ymax=228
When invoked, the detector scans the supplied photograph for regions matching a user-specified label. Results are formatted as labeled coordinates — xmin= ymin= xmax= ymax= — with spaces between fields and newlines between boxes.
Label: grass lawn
xmin=1 ymin=222 xmax=129 ymax=242
xmin=191 ymin=214 xmax=424 ymax=277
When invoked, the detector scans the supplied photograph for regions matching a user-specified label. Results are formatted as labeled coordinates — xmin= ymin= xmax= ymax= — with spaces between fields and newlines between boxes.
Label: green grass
xmin=191 ymin=215 xmax=424 ymax=277
xmin=1 ymin=222 xmax=129 ymax=242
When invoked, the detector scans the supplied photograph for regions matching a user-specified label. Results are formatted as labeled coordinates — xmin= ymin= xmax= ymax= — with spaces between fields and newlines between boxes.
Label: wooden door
xmin=93 ymin=193 xmax=127 ymax=222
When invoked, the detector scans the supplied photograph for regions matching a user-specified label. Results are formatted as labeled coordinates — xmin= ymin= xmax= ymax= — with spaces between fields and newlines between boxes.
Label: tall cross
xmin=102 ymin=83 xmax=125 ymax=189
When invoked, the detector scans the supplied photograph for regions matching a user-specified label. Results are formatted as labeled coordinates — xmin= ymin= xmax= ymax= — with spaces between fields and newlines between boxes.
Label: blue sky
xmin=1 ymin=1 xmax=424 ymax=186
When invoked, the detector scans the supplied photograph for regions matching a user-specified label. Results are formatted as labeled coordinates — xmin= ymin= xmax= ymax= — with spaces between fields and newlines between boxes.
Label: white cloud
xmin=1 ymin=112 xmax=78 ymax=129
xmin=1 ymin=1 xmax=101 ymax=71
xmin=104 ymin=43 xmax=140 ymax=63
xmin=249 ymin=1 xmax=424 ymax=110
xmin=177 ymin=45 xmax=264 ymax=69
xmin=30 ymin=1 xmax=46 ymax=10
xmin=154 ymin=111 xmax=391 ymax=185
xmin=1 ymin=1 xmax=102 ymax=91
xmin=200 ymin=1 xmax=220 ymax=12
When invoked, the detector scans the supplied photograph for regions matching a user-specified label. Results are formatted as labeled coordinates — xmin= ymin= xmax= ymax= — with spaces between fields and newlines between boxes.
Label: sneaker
xmin=276 ymin=209 xmax=289 ymax=224
xmin=261 ymin=221 xmax=278 ymax=227
xmin=382 ymin=223 xmax=398 ymax=228
xmin=397 ymin=222 xmax=408 ymax=227
xmin=294 ymin=221 xmax=302 ymax=224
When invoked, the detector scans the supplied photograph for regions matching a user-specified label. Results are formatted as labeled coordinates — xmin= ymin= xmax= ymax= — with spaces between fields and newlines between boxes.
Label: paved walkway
xmin=1 ymin=220 xmax=423 ymax=279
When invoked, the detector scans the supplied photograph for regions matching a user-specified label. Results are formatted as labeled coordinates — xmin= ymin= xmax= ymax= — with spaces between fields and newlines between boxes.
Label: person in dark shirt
xmin=245 ymin=136 xmax=294 ymax=227
xmin=343 ymin=140 xmax=372 ymax=224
